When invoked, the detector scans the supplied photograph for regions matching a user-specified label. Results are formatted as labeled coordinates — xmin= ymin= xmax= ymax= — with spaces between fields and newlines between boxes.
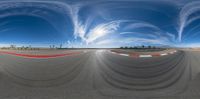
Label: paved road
xmin=0 ymin=50 xmax=199 ymax=99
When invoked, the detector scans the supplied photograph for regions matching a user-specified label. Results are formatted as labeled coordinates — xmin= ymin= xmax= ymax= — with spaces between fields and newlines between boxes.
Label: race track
xmin=0 ymin=49 xmax=199 ymax=99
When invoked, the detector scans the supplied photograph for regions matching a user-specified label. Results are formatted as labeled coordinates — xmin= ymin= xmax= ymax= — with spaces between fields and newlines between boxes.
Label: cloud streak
xmin=178 ymin=1 xmax=200 ymax=42
xmin=0 ymin=0 xmax=198 ymax=47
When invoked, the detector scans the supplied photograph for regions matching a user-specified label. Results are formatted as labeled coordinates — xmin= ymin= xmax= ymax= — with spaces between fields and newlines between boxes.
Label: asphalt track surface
xmin=0 ymin=50 xmax=199 ymax=99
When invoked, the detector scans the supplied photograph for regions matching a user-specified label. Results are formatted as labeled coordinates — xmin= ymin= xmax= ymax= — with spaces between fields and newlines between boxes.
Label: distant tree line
xmin=0 ymin=45 xmax=40 ymax=50
xmin=0 ymin=44 xmax=66 ymax=50
xmin=49 ymin=44 xmax=69 ymax=49
xmin=120 ymin=45 xmax=161 ymax=49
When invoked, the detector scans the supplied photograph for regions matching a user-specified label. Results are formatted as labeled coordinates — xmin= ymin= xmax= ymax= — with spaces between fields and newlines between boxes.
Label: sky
xmin=0 ymin=0 xmax=199 ymax=48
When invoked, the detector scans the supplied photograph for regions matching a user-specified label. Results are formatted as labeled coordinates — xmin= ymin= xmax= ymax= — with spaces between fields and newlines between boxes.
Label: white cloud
xmin=0 ymin=1 xmax=178 ymax=48
xmin=178 ymin=1 xmax=200 ymax=42
xmin=86 ymin=21 xmax=121 ymax=44
xmin=124 ymin=22 xmax=160 ymax=30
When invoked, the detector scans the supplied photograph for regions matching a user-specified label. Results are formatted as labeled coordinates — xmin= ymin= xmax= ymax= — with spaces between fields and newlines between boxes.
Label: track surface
xmin=0 ymin=50 xmax=199 ymax=99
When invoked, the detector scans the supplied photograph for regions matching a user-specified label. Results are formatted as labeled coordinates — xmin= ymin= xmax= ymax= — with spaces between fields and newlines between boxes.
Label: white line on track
xmin=109 ymin=50 xmax=177 ymax=58
xmin=109 ymin=51 xmax=116 ymax=54
xmin=161 ymin=53 xmax=168 ymax=56
xmin=139 ymin=55 xmax=152 ymax=58
xmin=169 ymin=52 xmax=174 ymax=54
xmin=119 ymin=53 xmax=129 ymax=56
xmin=83 ymin=51 xmax=88 ymax=53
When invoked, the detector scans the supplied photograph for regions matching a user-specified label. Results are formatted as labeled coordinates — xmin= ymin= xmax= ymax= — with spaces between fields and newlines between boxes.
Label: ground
xmin=0 ymin=49 xmax=199 ymax=99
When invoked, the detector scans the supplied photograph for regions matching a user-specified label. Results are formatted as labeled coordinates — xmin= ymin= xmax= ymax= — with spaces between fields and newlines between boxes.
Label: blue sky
xmin=0 ymin=0 xmax=199 ymax=48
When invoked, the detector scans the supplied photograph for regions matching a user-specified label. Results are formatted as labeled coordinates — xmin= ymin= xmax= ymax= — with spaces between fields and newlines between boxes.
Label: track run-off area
xmin=0 ymin=49 xmax=199 ymax=99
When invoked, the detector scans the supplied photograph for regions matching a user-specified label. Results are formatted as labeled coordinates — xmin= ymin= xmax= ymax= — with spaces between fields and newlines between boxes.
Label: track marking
xmin=160 ymin=53 xmax=168 ymax=56
xmin=151 ymin=54 xmax=161 ymax=57
xmin=169 ymin=52 xmax=174 ymax=54
xmin=139 ymin=55 xmax=152 ymax=58
xmin=119 ymin=53 xmax=129 ymax=56
xmin=0 ymin=51 xmax=82 ymax=59
xmin=108 ymin=50 xmax=178 ymax=58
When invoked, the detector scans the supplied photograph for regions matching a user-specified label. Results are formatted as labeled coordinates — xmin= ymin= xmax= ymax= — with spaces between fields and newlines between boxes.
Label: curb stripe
xmin=139 ymin=55 xmax=152 ymax=58
xmin=119 ymin=53 xmax=129 ymax=56
xmin=151 ymin=54 xmax=161 ymax=57
xmin=110 ymin=50 xmax=177 ymax=58
xmin=0 ymin=51 xmax=81 ymax=59
xmin=160 ymin=53 xmax=168 ymax=56
xmin=129 ymin=53 xmax=139 ymax=58
xmin=169 ymin=52 xmax=174 ymax=54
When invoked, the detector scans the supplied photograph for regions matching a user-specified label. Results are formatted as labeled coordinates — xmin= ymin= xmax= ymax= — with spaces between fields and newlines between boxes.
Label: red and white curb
xmin=139 ymin=55 xmax=152 ymax=58
xmin=109 ymin=50 xmax=177 ymax=58
xmin=0 ymin=51 xmax=85 ymax=59
xmin=119 ymin=53 xmax=129 ymax=56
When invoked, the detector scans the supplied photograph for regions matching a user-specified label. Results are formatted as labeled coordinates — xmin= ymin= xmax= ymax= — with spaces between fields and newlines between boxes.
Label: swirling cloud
xmin=99 ymin=21 xmax=174 ymax=47
xmin=70 ymin=0 xmax=179 ymax=47
xmin=0 ymin=0 xmax=199 ymax=48
xmin=178 ymin=1 xmax=200 ymax=42
xmin=0 ymin=1 xmax=75 ymax=46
